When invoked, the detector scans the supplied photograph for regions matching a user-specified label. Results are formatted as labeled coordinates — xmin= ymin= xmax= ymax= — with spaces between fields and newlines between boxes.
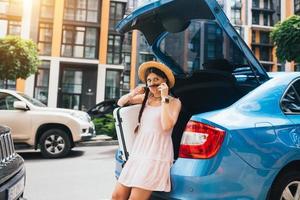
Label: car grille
xmin=0 ymin=131 xmax=16 ymax=163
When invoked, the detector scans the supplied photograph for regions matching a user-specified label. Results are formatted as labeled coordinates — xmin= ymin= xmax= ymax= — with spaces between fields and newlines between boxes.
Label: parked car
xmin=114 ymin=0 xmax=300 ymax=199
xmin=87 ymin=99 xmax=118 ymax=119
xmin=0 ymin=89 xmax=95 ymax=158
xmin=0 ymin=125 xmax=26 ymax=200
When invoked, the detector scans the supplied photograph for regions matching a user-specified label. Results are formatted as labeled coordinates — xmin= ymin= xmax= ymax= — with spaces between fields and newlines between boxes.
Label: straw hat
xmin=138 ymin=61 xmax=175 ymax=88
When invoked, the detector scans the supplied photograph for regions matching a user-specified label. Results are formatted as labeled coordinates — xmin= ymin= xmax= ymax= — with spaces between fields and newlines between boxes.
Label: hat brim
xmin=138 ymin=61 xmax=175 ymax=88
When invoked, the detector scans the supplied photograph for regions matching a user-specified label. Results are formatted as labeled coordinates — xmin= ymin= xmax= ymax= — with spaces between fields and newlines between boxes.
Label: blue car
xmin=114 ymin=0 xmax=300 ymax=199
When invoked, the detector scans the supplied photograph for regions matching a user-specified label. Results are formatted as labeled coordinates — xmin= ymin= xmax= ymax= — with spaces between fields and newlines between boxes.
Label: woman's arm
xmin=117 ymin=86 xmax=145 ymax=107
xmin=160 ymin=98 xmax=182 ymax=132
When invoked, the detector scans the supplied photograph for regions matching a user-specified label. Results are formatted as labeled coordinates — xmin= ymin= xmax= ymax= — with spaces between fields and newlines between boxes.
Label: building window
xmin=38 ymin=23 xmax=53 ymax=55
xmin=252 ymin=30 xmax=256 ymax=43
xmin=34 ymin=61 xmax=50 ymax=105
xmin=252 ymin=12 xmax=260 ymax=25
xmin=109 ymin=1 xmax=126 ymax=31
xmin=0 ymin=0 xmax=22 ymax=15
xmin=7 ymin=20 xmax=21 ymax=35
xmin=0 ymin=80 xmax=16 ymax=89
xmin=260 ymin=47 xmax=271 ymax=61
xmin=264 ymin=0 xmax=269 ymax=9
xmin=253 ymin=0 xmax=259 ymax=8
xmin=231 ymin=9 xmax=241 ymax=25
xmin=295 ymin=0 xmax=300 ymax=14
xmin=61 ymin=25 xmax=98 ymax=59
xmin=263 ymin=14 xmax=269 ymax=26
xmin=40 ymin=0 xmax=54 ymax=19
xmin=64 ymin=0 xmax=99 ymax=23
xmin=105 ymin=69 xmax=121 ymax=99
xmin=260 ymin=31 xmax=270 ymax=44
xmin=107 ymin=34 xmax=122 ymax=64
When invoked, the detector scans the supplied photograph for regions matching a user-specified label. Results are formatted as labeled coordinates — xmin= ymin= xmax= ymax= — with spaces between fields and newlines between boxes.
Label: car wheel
xmin=39 ymin=129 xmax=71 ymax=158
xmin=268 ymin=170 xmax=300 ymax=200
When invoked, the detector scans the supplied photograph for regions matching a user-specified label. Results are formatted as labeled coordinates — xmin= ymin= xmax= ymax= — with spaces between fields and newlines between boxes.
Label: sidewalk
xmin=79 ymin=135 xmax=119 ymax=147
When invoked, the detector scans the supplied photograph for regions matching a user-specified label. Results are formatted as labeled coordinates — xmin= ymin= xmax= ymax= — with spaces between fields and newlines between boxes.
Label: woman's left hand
xmin=158 ymin=83 xmax=169 ymax=98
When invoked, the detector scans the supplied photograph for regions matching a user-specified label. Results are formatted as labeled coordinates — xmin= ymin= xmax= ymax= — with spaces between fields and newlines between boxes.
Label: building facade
xmin=0 ymin=0 xmax=297 ymax=110
xmin=0 ymin=0 xmax=133 ymax=110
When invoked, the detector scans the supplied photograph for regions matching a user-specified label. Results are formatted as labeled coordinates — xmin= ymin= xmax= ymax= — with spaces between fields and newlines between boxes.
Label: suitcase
xmin=113 ymin=104 xmax=141 ymax=161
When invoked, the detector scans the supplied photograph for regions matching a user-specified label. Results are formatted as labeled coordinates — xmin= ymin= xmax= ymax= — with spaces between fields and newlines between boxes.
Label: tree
xmin=270 ymin=15 xmax=300 ymax=63
xmin=0 ymin=36 xmax=40 ymax=88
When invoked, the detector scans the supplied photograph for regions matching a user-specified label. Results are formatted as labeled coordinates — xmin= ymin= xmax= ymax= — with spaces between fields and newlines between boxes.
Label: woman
xmin=112 ymin=61 xmax=181 ymax=200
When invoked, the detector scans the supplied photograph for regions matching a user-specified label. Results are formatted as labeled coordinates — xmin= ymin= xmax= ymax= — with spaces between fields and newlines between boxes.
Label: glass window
xmin=0 ymin=80 xmax=16 ymax=90
xmin=253 ymin=0 xmax=259 ymax=7
xmin=296 ymin=0 xmax=300 ymax=14
xmin=231 ymin=9 xmax=241 ymax=25
xmin=260 ymin=47 xmax=271 ymax=61
xmin=252 ymin=12 xmax=260 ymax=25
xmin=263 ymin=14 xmax=269 ymax=26
xmin=38 ymin=23 xmax=53 ymax=55
xmin=107 ymin=34 xmax=122 ymax=64
xmin=34 ymin=61 xmax=50 ymax=105
xmin=0 ymin=92 xmax=19 ymax=110
xmin=281 ymin=79 xmax=300 ymax=113
xmin=109 ymin=2 xmax=125 ymax=31
xmin=105 ymin=70 xmax=121 ymax=99
xmin=0 ymin=20 xmax=21 ymax=36
xmin=64 ymin=0 xmax=99 ymax=23
xmin=61 ymin=25 xmax=98 ymax=59
xmin=260 ymin=31 xmax=270 ymax=44
xmin=40 ymin=0 xmax=54 ymax=19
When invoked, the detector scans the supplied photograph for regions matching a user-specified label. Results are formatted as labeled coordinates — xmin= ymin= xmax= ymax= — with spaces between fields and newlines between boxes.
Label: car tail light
xmin=179 ymin=121 xmax=225 ymax=159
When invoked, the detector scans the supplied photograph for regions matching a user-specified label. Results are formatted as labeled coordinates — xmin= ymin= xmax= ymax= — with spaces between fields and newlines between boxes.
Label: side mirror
xmin=13 ymin=101 xmax=28 ymax=111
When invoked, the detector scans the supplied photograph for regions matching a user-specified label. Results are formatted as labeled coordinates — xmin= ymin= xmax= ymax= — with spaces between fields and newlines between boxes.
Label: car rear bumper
xmin=0 ymin=156 xmax=26 ymax=200
xmin=152 ymin=151 xmax=272 ymax=200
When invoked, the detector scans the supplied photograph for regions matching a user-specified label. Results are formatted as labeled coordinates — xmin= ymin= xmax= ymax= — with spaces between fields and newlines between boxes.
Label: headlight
xmin=71 ymin=112 xmax=90 ymax=122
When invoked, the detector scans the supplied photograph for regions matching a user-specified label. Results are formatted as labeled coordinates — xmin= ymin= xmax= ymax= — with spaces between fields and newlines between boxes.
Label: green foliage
xmin=271 ymin=15 xmax=300 ymax=63
xmin=0 ymin=36 xmax=40 ymax=82
xmin=92 ymin=114 xmax=117 ymax=139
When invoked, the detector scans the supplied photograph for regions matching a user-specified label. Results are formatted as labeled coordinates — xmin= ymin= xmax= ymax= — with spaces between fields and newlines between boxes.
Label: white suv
xmin=0 ymin=89 xmax=95 ymax=158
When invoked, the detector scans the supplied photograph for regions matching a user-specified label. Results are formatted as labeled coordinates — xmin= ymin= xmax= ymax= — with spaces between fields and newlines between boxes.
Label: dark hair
xmin=134 ymin=67 xmax=169 ymax=133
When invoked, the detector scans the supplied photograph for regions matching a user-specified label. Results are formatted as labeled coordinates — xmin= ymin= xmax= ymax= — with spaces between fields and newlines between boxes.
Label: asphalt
xmin=78 ymin=135 xmax=119 ymax=147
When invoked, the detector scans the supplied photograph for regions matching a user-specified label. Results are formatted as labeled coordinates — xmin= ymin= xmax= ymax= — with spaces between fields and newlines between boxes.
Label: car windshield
xmin=159 ymin=19 xmax=260 ymax=80
xmin=18 ymin=93 xmax=46 ymax=107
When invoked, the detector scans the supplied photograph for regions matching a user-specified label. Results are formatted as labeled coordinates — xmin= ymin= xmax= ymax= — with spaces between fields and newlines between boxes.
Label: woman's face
xmin=146 ymin=73 xmax=166 ymax=94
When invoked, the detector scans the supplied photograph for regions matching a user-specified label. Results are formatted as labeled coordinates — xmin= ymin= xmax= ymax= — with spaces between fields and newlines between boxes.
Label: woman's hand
xmin=158 ymin=83 xmax=169 ymax=98
xmin=130 ymin=86 xmax=145 ymax=96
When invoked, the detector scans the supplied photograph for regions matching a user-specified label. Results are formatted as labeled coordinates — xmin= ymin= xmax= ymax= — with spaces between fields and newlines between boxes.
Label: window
xmin=105 ymin=69 xmax=121 ymax=99
xmin=260 ymin=31 xmax=270 ymax=44
xmin=61 ymin=25 xmax=98 ymax=58
xmin=263 ymin=14 xmax=269 ymax=26
xmin=64 ymin=0 xmax=99 ymax=23
xmin=107 ymin=34 xmax=122 ymax=64
xmin=231 ymin=9 xmax=241 ymax=24
xmin=260 ymin=47 xmax=271 ymax=61
xmin=295 ymin=0 xmax=300 ymax=14
xmin=264 ymin=0 xmax=269 ymax=9
xmin=253 ymin=0 xmax=259 ymax=8
xmin=281 ymin=79 xmax=300 ymax=113
xmin=252 ymin=31 xmax=256 ymax=43
xmin=38 ymin=23 xmax=53 ymax=55
xmin=0 ymin=80 xmax=16 ymax=89
xmin=252 ymin=12 xmax=260 ymax=25
xmin=0 ymin=19 xmax=21 ymax=36
xmin=0 ymin=92 xmax=19 ymax=110
xmin=109 ymin=1 xmax=126 ymax=31
xmin=34 ymin=61 xmax=50 ymax=105
xmin=40 ymin=0 xmax=54 ymax=19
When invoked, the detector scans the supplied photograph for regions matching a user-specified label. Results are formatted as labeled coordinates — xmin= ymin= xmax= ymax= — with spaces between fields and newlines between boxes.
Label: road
xmin=18 ymin=145 xmax=118 ymax=200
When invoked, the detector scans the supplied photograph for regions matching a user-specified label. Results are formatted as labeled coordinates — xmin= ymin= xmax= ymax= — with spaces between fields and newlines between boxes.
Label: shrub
xmin=92 ymin=114 xmax=117 ymax=139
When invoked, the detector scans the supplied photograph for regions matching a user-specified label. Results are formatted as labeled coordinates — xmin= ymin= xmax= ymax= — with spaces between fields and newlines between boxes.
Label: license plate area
xmin=8 ymin=177 xmax=25 ymax=200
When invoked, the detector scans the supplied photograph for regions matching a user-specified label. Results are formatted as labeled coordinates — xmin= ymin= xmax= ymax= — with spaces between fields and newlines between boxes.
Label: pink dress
xmin=118 ymin=103 xmax=174 ymax=192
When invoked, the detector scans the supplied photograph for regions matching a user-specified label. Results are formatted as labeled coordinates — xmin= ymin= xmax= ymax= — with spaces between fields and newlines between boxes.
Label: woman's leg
xmin=111 ymin=182 xmax=131 ymax=200
xmin=128 ymin=187 xmax=152 ymax=200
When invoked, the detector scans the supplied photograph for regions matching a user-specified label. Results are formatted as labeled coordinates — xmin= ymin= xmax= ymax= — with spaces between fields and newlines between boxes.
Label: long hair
xmin=134 ymin=67 xmax=169 ymax=133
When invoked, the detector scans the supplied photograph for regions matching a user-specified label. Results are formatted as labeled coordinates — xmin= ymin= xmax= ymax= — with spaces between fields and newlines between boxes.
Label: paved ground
xmin=19 ymin=145 xmax=118 ymax=200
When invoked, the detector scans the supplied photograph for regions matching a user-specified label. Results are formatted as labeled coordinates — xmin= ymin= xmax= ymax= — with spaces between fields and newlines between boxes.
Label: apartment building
xmin=0 ymin=0 xmax=134 ymax=110
xmin=0 ymin=0 xmax=297 ymax=110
